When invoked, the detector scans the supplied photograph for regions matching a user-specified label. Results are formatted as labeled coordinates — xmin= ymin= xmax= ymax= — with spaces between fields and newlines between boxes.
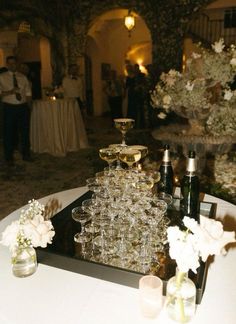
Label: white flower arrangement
xmin=206 ymin=89 xmax=236 ymax=136
xmin=167 ymin=215 xmax=235 ymax=273
xmin=1 ymin=199 xmax=55 ymax=252
xmin=214 ymin=155 xmax=236 ymax=196
xmin=151 ymin=39 xmax=236 ymax=134
xmin=166 ymin=214 xmax=235 ymax=323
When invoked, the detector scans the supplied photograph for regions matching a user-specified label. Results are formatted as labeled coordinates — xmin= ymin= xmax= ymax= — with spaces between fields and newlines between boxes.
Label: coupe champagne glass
xmin=119 ymin=148 xmax=141 ymax=169
xmin=72 ymin=206 xmax=92 ymax=257
xmin=109 ymin=143 xmax=127 ymax=169
xmin=113 ymin=118 xmax=135 ymax=145
xmin=81 ymin=199 xmax=100 ymax=235
xmin=129 ymin=145 xmax=148 ymax=159
xmin=145 ymin=169 xmax=161 ymax=194
xmin=134 ymin=175 xmax=155 ymax=193
xmin=128 ymin=145 xmax=148 ymax=170
xmin=99 ymin=147 xmax=119 ymax=171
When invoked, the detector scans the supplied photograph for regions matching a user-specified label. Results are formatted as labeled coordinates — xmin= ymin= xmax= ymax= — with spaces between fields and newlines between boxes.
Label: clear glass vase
xmin=166 ymin=270 xmax=196 ymax=323
xmin=11 ymin=246 xmax=37 ymax=278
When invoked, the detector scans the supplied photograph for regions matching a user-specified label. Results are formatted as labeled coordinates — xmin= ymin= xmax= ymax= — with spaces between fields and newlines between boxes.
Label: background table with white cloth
xmin=0 ymin=187 xmax=236 ymax=324
xmin=30 ymin=99 xmax=88 ymax=156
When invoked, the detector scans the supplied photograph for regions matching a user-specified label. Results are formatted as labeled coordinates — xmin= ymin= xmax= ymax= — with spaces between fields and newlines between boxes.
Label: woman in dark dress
xmin=125 ymin=64 xmax=136 ymax=120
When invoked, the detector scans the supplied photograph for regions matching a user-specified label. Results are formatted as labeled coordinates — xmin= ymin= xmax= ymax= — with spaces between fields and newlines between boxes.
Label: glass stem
xmin=81 ymin=242 xmax=86 ymax=257
xmin=80 ymin=224 xmax=85 ymax=236
xmin=121 ymin=131 xmax=126 ymax=145
xmin=116 ymin=159 xmax=122 ymax=169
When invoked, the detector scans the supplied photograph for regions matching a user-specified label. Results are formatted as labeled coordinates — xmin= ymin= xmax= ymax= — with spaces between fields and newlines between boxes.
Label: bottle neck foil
xmin=187 ymin=158 xmax=196 ymax=173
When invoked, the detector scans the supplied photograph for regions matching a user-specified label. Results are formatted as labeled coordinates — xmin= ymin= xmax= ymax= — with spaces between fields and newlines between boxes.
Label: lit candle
xmin=139 ymin=275 xmax=163 ymax=319
xmin=174 ymin=176 xmax=179 ymax=184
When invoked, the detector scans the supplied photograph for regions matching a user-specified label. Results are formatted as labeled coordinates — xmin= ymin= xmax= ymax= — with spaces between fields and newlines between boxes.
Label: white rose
xmin=191 ymin=52 xmax=201 ymax=59
xmin=183 ymin=217 xmax=199 ymax=233
xmin=167 ymin=227 xmax=200 ymax=273
xmin=35 ymin=222 xmax=55 ymax=247
xmin=167 ymin=226 xmax=181 ymax=243
xmin=23 ymin=223 xmax=41 ymax=247
xmin=165 ymin=76 xmax=176 ymax=86
xmin=0 ymin=221 xmax=20 ymax=251
xmin=197 ymin=216 xmax=235 ymax=261
xmin=185 ymin=81 xmax=194 ymax=91
xmin=162 ymin=95 xmax=171 ymax=106
xmin=30 ymin=214 xmax=45 ymax=227
xmin=158 ymin=112 xmax=167 ymax=119
xmin=230 ymin=57 xmax=236 ymax=66
xmin=224 ymin=90 xmax=233 ymax=101
xmin=160 ymin=71 xmax=178 ymax=86
xmin=23 ymin=217 xmax=55 ymax=248
xmin=212 ymin=38 xmax=225 ymax=53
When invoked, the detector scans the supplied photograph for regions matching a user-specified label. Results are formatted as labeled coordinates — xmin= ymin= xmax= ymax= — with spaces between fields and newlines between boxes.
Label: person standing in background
xmin=104 ymin=70 xmax=123 ymax=122
xmin=18 ymin=63 xmax=32 ymax=87
xmin=125 ymin=64 xmax=136 ymax=120
xmin=0 ymin=67 xmax=8 ymax=141
xmin=62 ymin=64 xmax=86 ymax=117
xmin=133 ymin=64 xmax=146 ymax=128
xmin=0 ymin=56 xmax=32 ymax=166
xmin=16 ymin=63 xmax=33 ymax=151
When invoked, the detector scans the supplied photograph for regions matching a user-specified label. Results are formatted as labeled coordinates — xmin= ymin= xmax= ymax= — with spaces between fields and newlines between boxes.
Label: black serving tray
xmin=37 ymin=191 xmax=216 ymax=304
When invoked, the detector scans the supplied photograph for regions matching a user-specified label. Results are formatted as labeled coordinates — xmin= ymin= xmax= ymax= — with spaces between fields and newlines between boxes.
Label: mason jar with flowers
xmin=151 ymin=39 xmax=236 ymax=135
xmin=166 ymin=215 xmax=235 ymax=323
xmin=0 ymin=199 xmax=55 ymax=278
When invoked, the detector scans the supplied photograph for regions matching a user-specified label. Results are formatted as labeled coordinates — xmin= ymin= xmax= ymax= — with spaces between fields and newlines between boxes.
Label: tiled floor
xmin=0 ymin=115 xmax=235 ymax=220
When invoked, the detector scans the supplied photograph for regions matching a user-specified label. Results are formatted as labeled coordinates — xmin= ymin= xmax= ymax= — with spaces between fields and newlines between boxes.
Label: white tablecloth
xmin=0 ymin=188 xmax=236 ymax=324
xmin=30 ymin=99 xmax=88 ymax=156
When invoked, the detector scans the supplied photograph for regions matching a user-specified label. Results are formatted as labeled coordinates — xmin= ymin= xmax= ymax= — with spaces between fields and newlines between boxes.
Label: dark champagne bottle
xmin=180 ymin=151 xmax=200 ymax=222
xmin=158 ymin=144 xmax=174 ymax=195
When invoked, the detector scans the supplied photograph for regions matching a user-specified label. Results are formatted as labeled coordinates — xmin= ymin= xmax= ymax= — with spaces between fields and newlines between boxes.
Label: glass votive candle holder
xmin=139 ymin=275 xmax=163 ymax=319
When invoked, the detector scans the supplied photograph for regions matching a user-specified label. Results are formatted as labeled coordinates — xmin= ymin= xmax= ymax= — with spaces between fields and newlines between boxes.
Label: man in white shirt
xmin=0 ymin=56 xmax=32 ymax=166
xmin=62 ymin=64 xmax=85 ymax=112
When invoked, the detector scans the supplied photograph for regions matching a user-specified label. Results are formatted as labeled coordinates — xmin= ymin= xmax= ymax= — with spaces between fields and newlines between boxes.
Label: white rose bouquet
xmin=167 ymin=215 xmax=235 ymax=274
xmin=166 ymin=215 xmax=235 ymax=322
xmin=1 ymin=199 xmax=55 ymax=252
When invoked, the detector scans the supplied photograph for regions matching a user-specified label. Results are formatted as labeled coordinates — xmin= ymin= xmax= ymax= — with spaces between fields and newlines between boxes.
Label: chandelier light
xmin=124 ymin=10 xmax=135 ymax=37
xmin=18 ymin=21 xmax=31 ymax=34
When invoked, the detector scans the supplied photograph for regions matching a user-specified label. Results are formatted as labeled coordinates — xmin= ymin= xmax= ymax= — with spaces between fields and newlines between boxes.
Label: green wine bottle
xmin=180 ymin=151 xmax=200 ymax=222
xmin=158 ymin=144 xmax=174 ymax=195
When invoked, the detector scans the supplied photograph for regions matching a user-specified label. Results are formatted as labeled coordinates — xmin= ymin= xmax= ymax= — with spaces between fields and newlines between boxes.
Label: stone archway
xmin=83 ymin=8 xmax=152 ymax=116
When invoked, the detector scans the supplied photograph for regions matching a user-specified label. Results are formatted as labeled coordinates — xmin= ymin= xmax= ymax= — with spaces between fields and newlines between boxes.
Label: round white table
xmin=0 ymin=187 xmax=235 ymax=324
xmin=30 ymin=99 xmax=88 ymax=156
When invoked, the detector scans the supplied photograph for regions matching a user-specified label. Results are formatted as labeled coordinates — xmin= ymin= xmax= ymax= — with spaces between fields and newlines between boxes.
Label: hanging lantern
xmin=124 ymin=10 xmax=135 ymax=37
xmin=18 ymin=21 xmax=31 ymax=34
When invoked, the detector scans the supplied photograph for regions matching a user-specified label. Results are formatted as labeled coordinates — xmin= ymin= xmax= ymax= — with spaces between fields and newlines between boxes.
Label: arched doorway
xmin=86 ymin=8 xmax=152 ymax=116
